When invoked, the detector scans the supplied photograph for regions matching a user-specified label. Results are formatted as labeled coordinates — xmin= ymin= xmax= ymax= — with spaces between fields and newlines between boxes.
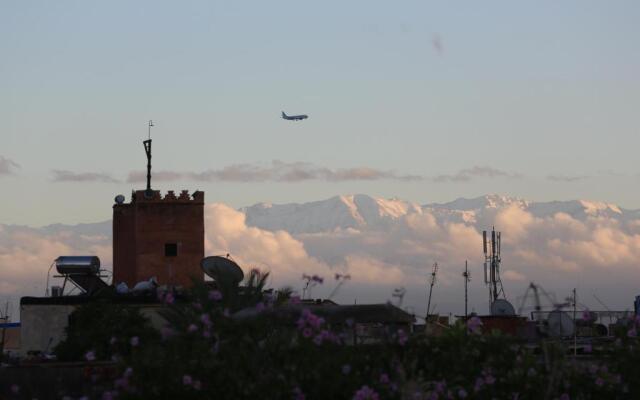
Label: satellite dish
xmin=490 ymin=299 xmax=516 ymax=316
xmin=201 ymin=256 xmax=244 ymax=284
xmin=115 ymin=194 xmax=125 ymax=204
xmin=547 ymin=310 xmax=575 ymax=337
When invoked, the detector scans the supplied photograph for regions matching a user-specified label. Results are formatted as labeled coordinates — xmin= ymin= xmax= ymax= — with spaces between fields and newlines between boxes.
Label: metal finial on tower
xmin=143 ymin=120 xmax=154 ymax=198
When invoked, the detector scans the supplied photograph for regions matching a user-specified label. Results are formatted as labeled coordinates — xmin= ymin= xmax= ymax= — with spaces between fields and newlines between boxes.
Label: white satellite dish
xmin=201 ymin=256 xmax=244 ymax=284
xmin=490 ymin=299 xmax=516 ymax=316
xmin=547 ymin=310 xmax=575 ymax=337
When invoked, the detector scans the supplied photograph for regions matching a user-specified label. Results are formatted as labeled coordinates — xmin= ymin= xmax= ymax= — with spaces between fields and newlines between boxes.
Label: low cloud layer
xmin=1 ymin=196 xmax=639 ymax=319
xmin=433 ymin=166 xmax=520 ymax=183
xmin=547 ymin=174 xmax=590 ymax=182
xmin=51 ymin=170 xmax=120 ymax=183
xmin=127 ymin=160 xmax=420 ymax=183
xmin=0 ymin=156 xmax=19 ymax=175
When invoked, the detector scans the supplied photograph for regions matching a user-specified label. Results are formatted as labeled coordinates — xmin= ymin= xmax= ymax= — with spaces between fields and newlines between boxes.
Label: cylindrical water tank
xmin=55 ymin=256 xmax=101 ymax=275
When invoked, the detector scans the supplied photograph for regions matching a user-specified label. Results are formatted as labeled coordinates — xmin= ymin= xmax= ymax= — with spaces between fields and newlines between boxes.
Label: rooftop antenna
xmin=144 ymin=120 xmax=154 ymax=198
xmin=483 ymin=227 xmax=514 ymax=315
xmin=483 ymin=228 xmax=506 ymax=304
xmin=462 ymin=260 xmax=471 ymax=320
xmin=426 ymin=262 xmax=438 ymax=321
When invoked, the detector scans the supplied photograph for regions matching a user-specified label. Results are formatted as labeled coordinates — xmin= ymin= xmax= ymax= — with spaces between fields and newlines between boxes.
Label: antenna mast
xmin=143 ymin=120 xmax=154 ymax=197
xmin=483 ymin=227 xmax=506 ymax=308
xmin=463 ymin=260 xmax=471 ymax=320
xmin=426 ymin=262 xmax=438 ymax=321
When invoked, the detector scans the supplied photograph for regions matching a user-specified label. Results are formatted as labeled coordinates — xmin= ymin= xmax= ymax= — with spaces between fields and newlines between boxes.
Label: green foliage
xmin=53 ymin=300 xmax=159 ymax=362
xmin=60 ymin=281 xmax=640 ymax=399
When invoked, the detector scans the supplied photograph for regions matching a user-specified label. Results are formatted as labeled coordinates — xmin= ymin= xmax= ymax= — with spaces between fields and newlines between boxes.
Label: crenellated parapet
xmin=121 ymin=190 xmax=205 ymax=205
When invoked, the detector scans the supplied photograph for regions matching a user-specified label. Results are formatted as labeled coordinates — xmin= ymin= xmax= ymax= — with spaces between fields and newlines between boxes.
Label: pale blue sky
xmin=1 ymin=1 xmax=639 ymax=226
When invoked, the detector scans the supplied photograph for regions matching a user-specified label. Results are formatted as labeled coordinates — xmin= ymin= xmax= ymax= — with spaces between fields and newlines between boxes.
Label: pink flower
xmin=302 ymin=328 xmax=313 ymax=338
xmin=467 ymin=317 xmax=483 ymax=334
xmin=484 ymin=375 xmax=496 ymax=385
xmin=114 ymin=378 xmax=128 ymax=389
xmin=123 ymin=367 xmax=133 ymax=378
xmin=101 ymin=391 xmax=113 ymax=400
xmin=474 ymin=377 xmax=484 ymax=392
xmin=353 ymin=385 xmax=380 ymax=400
xmin=595 ymin=377 xmax=604 ymax=387
xmin=200 ymin=313 xmax=212 ymax=327
xmin=161 ymin=326 xmax=174 ymax=340
xmin=193 ymin=302 xmax=203 ymax=310
xmin=293 ymin=386 xmax=305 ymax=400
xmin=164 ymin=291 xmax=175 ymax=304
xmin=559 ymin=394 xmax=570 ymax=400
xmin=397 ymin=329 xmax=408 ymax=346
xmin=85 ymin=350 xmax=96 ymax=361
xmin=627 ymin=328 xmax=637 ymax=337
xmin=380 ymin=373 xmax=390 ymax=385
xmin=130 ymin=336 xmax=139 ymax=347
xmin=457 ymin=388 xmax=467 ymax=398
xmin=183 ymin=375 xmax=193 ymax=385
xmin=208 ymin=290 xmax=223 ymax=301
xmin=188 ymin=324 xmax=198 ymax=332
xmin=255 ymin=302 xmax=266 ymax=312
xmin=203 ymin=330 xmax=211 ymax=339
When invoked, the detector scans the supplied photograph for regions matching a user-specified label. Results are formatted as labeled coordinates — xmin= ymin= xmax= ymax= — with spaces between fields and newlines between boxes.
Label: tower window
xmin=165 ymin=243 xmax=178 ymax=257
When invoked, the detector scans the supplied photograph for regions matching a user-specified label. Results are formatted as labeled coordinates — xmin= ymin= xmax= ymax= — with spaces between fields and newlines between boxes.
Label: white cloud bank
xmin=1 ymin=196 xmax=640 ymax=319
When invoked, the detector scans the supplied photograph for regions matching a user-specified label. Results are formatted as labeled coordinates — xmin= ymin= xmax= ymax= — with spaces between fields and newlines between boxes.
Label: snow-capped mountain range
xmin=242 ymin=194 xmax=638 ymax=234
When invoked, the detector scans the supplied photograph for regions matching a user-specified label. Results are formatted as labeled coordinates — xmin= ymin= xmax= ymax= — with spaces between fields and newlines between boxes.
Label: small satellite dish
xmin=490 ymin=299 xmax=516 ymax=316
xmin=201 ymin=256 xmax=244 ymax=284
xmin=547 ymin=310 xmax=575 ymax=337
xmin=114 ymin=194 xmax=125 ymax=204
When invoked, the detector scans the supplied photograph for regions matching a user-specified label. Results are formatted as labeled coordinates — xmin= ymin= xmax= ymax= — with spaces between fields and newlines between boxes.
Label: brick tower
xmin=112 ymin=189 xmax=205 ymax=288
xmin=112 ymin=125 xmax=204 ymax=288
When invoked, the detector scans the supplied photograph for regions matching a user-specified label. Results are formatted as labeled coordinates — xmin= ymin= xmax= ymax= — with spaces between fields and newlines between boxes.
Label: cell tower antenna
xmin=143 ymin=120 xmax=154 ymax=198
xmin=462 ymin=260 xmax=471 ymax=320
xmin=483 ymin=227 xmax=507 ymax=310
xmin=426 ymin=262 xmax=438 ymax=321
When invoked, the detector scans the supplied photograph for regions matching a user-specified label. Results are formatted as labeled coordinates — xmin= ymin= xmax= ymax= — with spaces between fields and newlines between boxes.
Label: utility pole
xmin=426 ymin=262 xmax=438 ymax=322
xmin=573 ymin=288 xmax=577 ymax=356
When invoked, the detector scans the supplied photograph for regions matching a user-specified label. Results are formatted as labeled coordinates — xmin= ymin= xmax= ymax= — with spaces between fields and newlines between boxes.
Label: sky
xmin=1 ymin=1 xmax=639 ymax=226
xmin=1 ymin=1 xmax=640 ymax=320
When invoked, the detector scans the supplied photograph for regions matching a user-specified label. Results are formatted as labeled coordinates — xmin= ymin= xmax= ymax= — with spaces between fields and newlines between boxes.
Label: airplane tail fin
xmin=281 ymin=111 xmax=286 ymax=118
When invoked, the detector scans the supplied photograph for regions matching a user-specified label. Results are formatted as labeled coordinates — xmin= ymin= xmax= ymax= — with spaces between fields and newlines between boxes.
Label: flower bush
xmin=53 ymin=274 xmax=640 ymax=399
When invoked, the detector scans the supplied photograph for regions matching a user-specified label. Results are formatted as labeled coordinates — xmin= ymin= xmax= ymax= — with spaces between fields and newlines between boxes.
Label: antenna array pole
xmin=143 ymin=120 xmax=154 ymax=197
xmin=463 ymin=260 xmax=470 ymax=320
xmin=483 ymin=227 xmax=505 ymax=309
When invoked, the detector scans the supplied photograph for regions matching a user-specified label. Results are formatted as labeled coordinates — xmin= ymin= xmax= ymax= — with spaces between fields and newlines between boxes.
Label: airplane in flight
xmin=282 ymin=111 xmax=308 ymax=121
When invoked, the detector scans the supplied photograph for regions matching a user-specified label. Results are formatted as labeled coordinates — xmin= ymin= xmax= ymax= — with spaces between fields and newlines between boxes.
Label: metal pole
xmin=426 ymin=263 xmax=437 ymax=322
xmin=573 ymin=288 xmax=577 ymax=356
xmin=464 ymin=261 xmax=469 ymax=320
